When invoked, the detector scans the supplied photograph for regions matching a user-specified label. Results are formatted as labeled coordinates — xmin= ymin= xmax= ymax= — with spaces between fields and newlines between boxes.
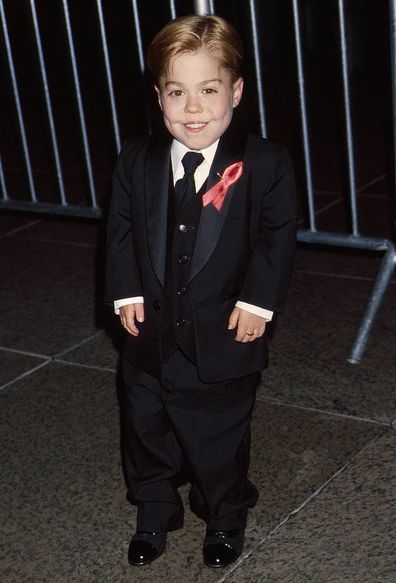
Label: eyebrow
xmin=164 ymin=78 xmax=223 ymax=87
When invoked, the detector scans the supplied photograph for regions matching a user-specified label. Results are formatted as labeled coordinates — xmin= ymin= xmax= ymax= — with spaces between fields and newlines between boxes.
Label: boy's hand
xmin=228 ymin=307 xmax=266 ymax=342
xmin=119 ymin=303 xmax=145 ymax=336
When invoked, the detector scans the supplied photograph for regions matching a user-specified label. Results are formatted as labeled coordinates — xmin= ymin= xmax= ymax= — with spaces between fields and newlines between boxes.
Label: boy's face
xmin=155 ymin=48 xmax=243 ymax=150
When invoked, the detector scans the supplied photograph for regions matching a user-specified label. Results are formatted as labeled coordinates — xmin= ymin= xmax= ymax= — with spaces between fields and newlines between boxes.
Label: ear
xmin=232 ymin=77 xmax=244 ymax=108
xmin=155 ymin=85 xmax=163 ymax=111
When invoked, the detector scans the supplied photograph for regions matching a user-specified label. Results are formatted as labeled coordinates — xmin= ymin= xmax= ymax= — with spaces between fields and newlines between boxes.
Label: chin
xmin=181 ymin=134 xmax=217 ymax=150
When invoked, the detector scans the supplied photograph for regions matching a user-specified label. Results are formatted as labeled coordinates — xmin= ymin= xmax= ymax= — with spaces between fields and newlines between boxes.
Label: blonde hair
xmin=147 ymin=15 xmax=243 ymax=83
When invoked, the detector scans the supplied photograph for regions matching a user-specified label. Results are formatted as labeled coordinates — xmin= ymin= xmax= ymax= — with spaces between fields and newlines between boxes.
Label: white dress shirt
xmin=114 ymin=139 xmax=273 ymax=322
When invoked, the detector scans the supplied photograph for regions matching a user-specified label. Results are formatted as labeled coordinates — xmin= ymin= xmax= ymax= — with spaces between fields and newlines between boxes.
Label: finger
xmin=235 ymin=325 xmax=248 ymax=342
xmin=122 ymin=319 xmax=138 ymax=336
xmin=234 ymin=319 xmax=245 ymax=341
xmin=244 ymin=329 xmax=262 ymax=342
xmin=134 ymin=303 xmax=145 ymax=323
xmin=126 ymin=313 xmax=139 ymax=336
xmin=257 ymin=324 xmax=266 ymax=337
xmin=228 ymin=307 xmax=240 ymax=330
xmin=121 ymin=307 xmax=139 ymax=336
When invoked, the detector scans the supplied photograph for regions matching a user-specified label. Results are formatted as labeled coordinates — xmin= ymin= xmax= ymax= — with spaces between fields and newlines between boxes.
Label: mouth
xmin=184 ymin=122 xmax=207 ymax=131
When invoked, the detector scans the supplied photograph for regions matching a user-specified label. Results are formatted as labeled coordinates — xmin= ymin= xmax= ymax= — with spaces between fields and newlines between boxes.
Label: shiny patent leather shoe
xmin=203 ymin=529 xmax=244 ymax=568
xmin=128 ymin=531 xmax=167 ymax=566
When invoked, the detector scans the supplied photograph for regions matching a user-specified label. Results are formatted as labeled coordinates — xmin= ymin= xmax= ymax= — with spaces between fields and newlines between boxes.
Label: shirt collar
xmin=171 ymin=139 xmax=219 ymax=176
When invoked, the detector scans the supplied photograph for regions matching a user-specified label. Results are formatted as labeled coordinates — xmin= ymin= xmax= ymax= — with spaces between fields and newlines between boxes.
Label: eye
xmin=168 ymin=89 xmax=183 ymax=97
xmin=202 ymin=87 xmax=217 ymax=95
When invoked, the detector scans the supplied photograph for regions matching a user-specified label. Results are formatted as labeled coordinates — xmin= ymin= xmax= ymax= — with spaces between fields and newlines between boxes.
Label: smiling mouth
xmin=184 ymin=122 xmax=207 ymax=130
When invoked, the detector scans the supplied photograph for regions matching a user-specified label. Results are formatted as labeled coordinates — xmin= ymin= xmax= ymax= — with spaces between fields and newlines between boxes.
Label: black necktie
xmin=175 ymin=152 xmax=204 ymax=206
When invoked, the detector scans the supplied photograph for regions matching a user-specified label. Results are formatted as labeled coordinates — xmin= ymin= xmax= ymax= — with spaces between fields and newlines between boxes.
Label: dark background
xmin=1 ymin=0 xmax=393 ymax=236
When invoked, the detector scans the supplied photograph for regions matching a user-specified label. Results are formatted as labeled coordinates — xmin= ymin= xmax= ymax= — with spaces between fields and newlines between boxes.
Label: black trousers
xmin=122 ymin=350 xmax=259 ymax=532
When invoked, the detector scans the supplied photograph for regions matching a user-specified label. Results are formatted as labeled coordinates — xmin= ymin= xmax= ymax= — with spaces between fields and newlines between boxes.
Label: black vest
xmin=161 ymin=174 xmax=207 ymax=363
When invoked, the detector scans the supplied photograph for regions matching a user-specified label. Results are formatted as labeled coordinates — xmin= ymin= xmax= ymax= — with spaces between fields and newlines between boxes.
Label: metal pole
xmin=131 ymin=0 xmax=145 ymax=75
xmin=0 ymin=0 xmax=37 ymax=202
xmin=249 ymin=0 xmax=267 ymax=137
xmin=390 ymin=0 xmax=396 ymax=239
xmin=169 ymin=0 xmax=177 ymax=20
xmin=29 ymin=0 xmax=67 ymax=205
xmin=130 ymin=0 xmax=152 ymax=134
xmin=193 ymin=0 xmax=213 ymax=15
xmin=96 ymin=0 xmax=121 ymax=152
xmin=61 ymin=0 xmax=97 ymax=208
xmin=292 ymin=0 xmax=316 ymax=231
xmin=348 ymin=243 xmax=396 ymax=363
xmin=297 ymin=229 xmax=389 ymax=252
xmin=338 ymin=0 xmax=359 ymax=235
xmin=0 ymin=199 xmax=102 ymax=219
xmin=0 ymin=156 xmax=8 ymax=200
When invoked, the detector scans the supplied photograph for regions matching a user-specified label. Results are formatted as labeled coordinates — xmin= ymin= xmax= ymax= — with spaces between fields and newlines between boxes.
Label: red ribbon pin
xmin=202 ymin=161 xmax=243 ymax=212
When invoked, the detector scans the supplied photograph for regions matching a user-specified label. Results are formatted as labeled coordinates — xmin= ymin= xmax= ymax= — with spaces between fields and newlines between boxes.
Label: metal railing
xmin=1 ymin=0 xmax=395 ymax=363
xmin=289 ymin=0 xmax=396 ymax=363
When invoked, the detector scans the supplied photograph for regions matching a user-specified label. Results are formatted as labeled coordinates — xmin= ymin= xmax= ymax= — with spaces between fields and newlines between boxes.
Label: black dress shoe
xmin=128 ymin=531 xmax=167 ymax=566
xmin=203 ymin=529 xmax=244 ymax=568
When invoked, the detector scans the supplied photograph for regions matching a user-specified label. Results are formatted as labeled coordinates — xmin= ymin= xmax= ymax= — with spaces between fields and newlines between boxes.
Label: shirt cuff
xmin=235 ymin=301 xmax=273 ymax=321
xmin=114 ymin=297 xmax=144 ymax=315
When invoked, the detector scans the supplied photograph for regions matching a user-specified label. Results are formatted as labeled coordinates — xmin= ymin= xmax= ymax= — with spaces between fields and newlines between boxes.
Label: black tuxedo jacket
xmin=105 ymin=124 xmax=296 ymax=382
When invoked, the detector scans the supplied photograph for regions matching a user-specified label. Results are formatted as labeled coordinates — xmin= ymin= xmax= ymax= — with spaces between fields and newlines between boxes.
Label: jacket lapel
xmin=189 ymin=124 xmax=248 ymax=282
xmin=145 ymin=135 xmax=172 ymax=286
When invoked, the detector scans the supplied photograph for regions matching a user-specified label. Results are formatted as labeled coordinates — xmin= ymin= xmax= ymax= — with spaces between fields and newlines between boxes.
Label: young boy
xmin=105 ymin=15 xmax=296 ymax=568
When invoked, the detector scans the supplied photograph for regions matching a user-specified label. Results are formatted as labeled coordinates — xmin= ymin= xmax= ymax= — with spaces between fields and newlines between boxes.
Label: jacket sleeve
xmin=238 ymin=145 xmax=297 ymax=313
xmin=104 ymin=141 xmax=143 ymax=305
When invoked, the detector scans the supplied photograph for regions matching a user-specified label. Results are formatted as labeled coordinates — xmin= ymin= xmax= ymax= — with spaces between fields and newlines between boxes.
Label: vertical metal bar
xmin=131 ymin=0 xmax=145 ymax=75
xmin=0 ymin=156 xmax=8 ymax=200
xmin=292 ymin=0 xmax=316 ymax=231
xmin=29 ymin=0 xmax=67 ymax=205
xmin=338 ymin=0 xmax=359 ymax=235
xmin=169 ymin=0 xmax=177 ymax=20
xmin=0 ymin=0 xmax=37 ymax=201
xmin=209 ymin=0 xmax=215 ymax=14
xmin=348 ymin=243 xmax=396 ymax=363
xmin=96 ymin=0 xmax=121 ymax=152
xmin=249 ymin=0 xmax=267 ymax=138
xmin=130 ymin=0 xmax=152 ymax=134
xmin=61 ymin=0 xmax=97 ymax=208
xmin=193 ymin=0 xmax=212 ymax=14
xmin=390 ymin=0 xmax=396 ymax=238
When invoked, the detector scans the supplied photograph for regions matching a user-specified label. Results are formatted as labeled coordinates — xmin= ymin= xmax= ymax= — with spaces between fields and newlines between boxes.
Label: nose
xmin=184 ymin=93 xmax=202 ymax=113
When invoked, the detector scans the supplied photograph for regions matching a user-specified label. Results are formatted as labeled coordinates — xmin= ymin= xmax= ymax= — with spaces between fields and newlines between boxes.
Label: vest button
xmin=177 ymin=286 xmax=187 ymax=296
xmin=178 ymin=255 xmax=191 ymax=264
xmin=178 ymin=224 xmax=194 ymax=233
xmin=152 ymin=299 xmax=161 ymax=311
xmin=176 ymin=318 xmax=191 ymax=327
